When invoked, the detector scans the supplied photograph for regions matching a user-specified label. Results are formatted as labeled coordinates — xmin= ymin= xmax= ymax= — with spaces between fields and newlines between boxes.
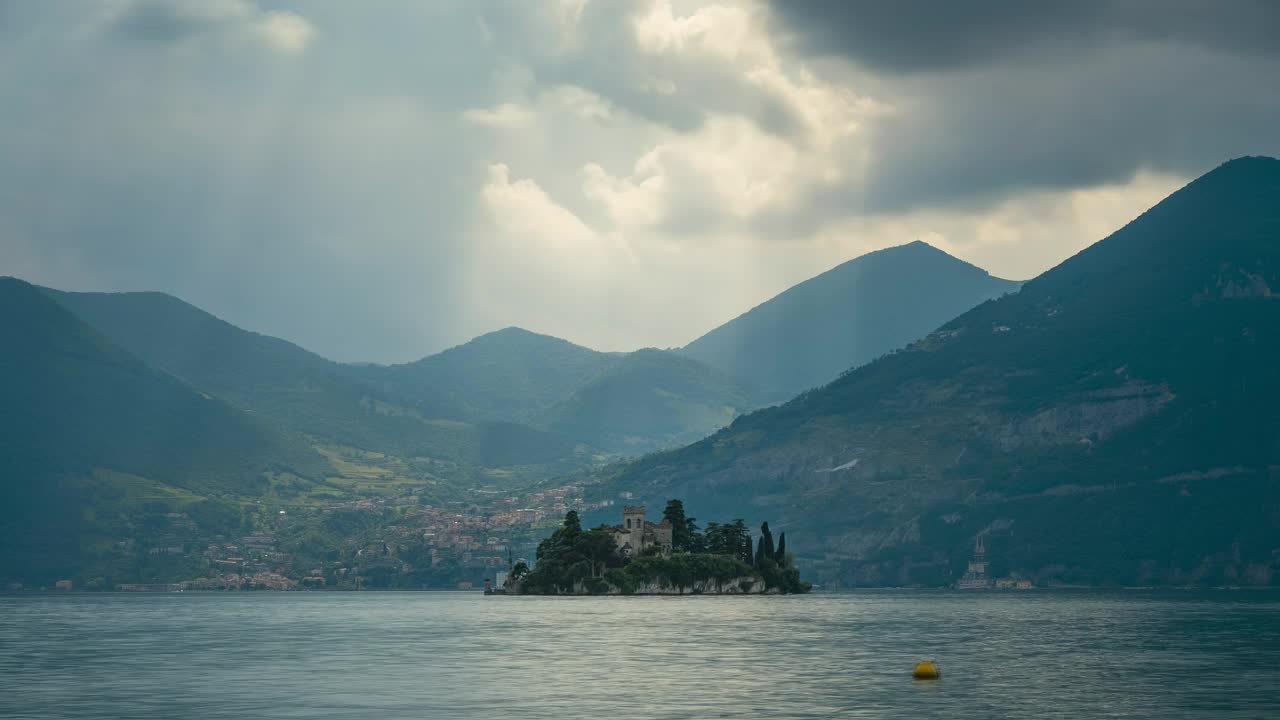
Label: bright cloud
xmin=1 ymin=0 xmax=1275 ymax=361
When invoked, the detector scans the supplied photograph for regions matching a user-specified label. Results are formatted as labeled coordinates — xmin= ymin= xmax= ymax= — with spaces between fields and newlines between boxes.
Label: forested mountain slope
xmin=611 ymin=157 xmax=1280 ymax=587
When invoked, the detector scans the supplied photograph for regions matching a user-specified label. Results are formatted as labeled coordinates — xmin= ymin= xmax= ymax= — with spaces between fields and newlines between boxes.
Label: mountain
xmin=537 ymin=348 xmax=758 ymax=453
xmin=680 ymin=241 xmax=1020 ymax=401
xmin=608 ymin=156 xmax=1280 ymax=588
xmin=0 ymin=277 xmax=323 ymax=583
xmin=45 ymin=290 xmax=583 ymax=468
xmin=353 ymin=329 xmax=760 ymax=454
xmin=353 ymin=327 xmax=618 ymax=424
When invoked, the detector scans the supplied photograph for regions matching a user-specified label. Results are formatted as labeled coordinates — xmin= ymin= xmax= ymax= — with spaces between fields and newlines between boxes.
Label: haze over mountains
xmin=4 ymin=234 xmax=1018 ymax=584
xmin=611 ymin=157 xmax=1280 ymax=587
xmin=8 ymin=157 xmax=1278 ymax=589
xmin=681 ymin=241 xmax=1020 ymax=401
xmin=0 ymin=279 xmax=324 ymax=581
xmin=40 ymin=237 xmax=1011 ymax=461
xmin=348 ymin=329 xmax=758 ymax=453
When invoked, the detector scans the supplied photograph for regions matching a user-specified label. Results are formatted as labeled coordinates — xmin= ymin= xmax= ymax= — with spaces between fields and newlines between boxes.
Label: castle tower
xmin=622 ymin=505 xmax=646 ymax=532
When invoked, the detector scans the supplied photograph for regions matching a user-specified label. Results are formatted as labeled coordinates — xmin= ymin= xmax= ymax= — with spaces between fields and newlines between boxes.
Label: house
xmin=608 ymin=506 xmax=673 ymax=558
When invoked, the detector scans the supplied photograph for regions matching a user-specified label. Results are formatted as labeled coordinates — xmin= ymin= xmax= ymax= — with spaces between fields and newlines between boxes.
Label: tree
xmin=728 ymin=519 xmax=752 ymax=564
xmin=685 ymin=517 xmax=704 ymax=553
xmin=563 ymin=510 xmax=582 ymax=536
xmin=774 ymin=532 xmax=786 ymax=562
xmin=510 ymin=561 xmax=529 ymax=580
xmin=755 ymin=536 xmax=767 ymax=567
xmin=760 ymin=521 xmax=775 ymax=560
xmin=521 ymin=516 xmax=623 ymax=593
xmin=703 ymin=522 xmax=724 ymax=555
xmin=663 ymin=499 xmax=690 ymax=551
xmin=579 ymin=526 xmax=623 ymax=577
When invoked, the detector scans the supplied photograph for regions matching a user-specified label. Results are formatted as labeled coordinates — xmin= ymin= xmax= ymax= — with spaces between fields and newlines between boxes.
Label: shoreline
xmin=8 ymin=585 xmax=1280 ymax=595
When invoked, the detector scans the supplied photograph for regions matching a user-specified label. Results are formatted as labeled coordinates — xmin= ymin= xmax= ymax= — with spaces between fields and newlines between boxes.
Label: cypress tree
xmin=755 ymin=536 xmax=767 ymax=567
xmin=775 ymin=532 xmax=786 ymax=562
xmin=760 ymin=521 xmax=775 ymax=559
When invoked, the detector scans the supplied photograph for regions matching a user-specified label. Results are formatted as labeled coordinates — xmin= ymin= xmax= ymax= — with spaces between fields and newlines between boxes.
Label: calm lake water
xmin=2 ymin=590 xmax=1278 ymax=719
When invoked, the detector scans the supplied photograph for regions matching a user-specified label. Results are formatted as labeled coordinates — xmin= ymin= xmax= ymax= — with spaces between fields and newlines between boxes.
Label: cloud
xmin=582 ymin=116 xmax=804 ymax=233
xmin=769 ymin=1 xmax=1280 ymax=73
xmin=255 ymin=11 xmax=314 ymax=54
xmin=108 ymin=0 xmax=314 ymax=54
xmin=763 ymin=0 xmax=1280 ymax=217
xmin=0 ymin=0 xmax=1276 ymax=363
xmin=464 ymin=103 xmax=537 ymax=129
xmin=482 ymin=164 xmax=603 ymax=251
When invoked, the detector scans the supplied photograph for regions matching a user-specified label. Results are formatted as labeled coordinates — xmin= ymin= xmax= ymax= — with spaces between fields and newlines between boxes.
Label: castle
xmin=609 ymin=506 xmax=673 ymax=558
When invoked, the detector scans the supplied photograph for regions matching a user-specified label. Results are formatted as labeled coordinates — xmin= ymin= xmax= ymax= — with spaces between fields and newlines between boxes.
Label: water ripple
xmin=1 ymin=590 xmax=1278 ymax=719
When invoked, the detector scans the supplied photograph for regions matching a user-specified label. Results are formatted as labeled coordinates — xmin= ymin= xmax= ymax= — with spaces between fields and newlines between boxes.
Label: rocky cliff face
xmin=579 ymin=576 xmax=772 ymax=595
xmin=508 ymin=575 xmax=774 ymax=595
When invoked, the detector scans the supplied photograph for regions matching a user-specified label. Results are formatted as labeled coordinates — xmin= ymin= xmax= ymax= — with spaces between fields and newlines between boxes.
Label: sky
xmin=2 ymin=1 xmax=1278 ymax=363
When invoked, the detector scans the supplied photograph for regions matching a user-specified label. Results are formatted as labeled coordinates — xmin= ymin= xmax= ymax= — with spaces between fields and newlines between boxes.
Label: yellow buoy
xmin=912 ymin=659 xmax=941 ymax=680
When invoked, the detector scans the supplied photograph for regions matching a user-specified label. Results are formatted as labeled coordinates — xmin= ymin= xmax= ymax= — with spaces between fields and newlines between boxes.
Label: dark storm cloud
xmin=859 ymin=45 xmax=1280 ymax=213
xmin=769 ymin=0 xmax=1280 ymax=73
xmin=764 ymin=0 xmax=1280 ymax=218
xmin=110 ymin=1 xmax=223 ymax=42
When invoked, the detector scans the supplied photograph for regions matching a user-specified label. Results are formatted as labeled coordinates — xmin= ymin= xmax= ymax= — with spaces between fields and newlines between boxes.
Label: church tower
xmin=623 ymin=506 xmax=646 ymax=532
xmin=967 ymin=534 xmax=988 ymax=575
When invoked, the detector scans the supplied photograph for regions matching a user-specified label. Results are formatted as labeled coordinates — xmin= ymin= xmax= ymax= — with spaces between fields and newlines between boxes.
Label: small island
xmin=504 ymin=500 xmax=810 ymax=595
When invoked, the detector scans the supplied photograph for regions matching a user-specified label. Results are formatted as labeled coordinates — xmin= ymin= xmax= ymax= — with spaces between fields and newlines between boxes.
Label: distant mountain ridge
xmin=1 ymin=277 xmax=324 ymax=583
xmin=45 ymin=292 xmax=760 ymax=457
xmin=610 ymin=156 xmax=1280 ymax=588
xmin=43 ymin=241 xmax=1023 ymax=460
xmin=680 ymin=241 xmax=1020 ymax=400
xmin=353 ymin=327 xmax=619 ymax=424
xmin=351 ymin=329 xmax=759 ymax=454
xmin=5 ymin=279 xmax=319 ymax=487
xmin=537 ymin=348 xmax=758 ymax=452
xmin=45 ymin=289 xmax=582 ymax=468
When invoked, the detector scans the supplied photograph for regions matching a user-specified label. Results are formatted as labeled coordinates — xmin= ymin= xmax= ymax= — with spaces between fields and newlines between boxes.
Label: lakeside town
xmin=23 ymin=492 xmax=1044 ymax=593
xmin=21 ymin=482 xmax=613 ymax=593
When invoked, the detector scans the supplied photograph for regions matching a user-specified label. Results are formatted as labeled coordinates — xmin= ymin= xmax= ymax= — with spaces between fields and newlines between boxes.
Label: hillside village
xmin=26 ymin=482 xmax=605 ymax=592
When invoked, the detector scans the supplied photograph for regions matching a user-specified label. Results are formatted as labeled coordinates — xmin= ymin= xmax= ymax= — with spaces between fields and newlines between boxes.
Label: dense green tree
xmin=774 ymin=532 xmax=786 ymax=561
xmin=663 ymin=499 xmax=690 ymax=551
xmin=703 ymin=522 xmax=723 ymax=555
xmin=523 ymin=512 xmax=623 ymax=593
xmin=563 ymin=510 xmax=582 ymax=536
xmin=579 ymin=527 xmax=623 ymax=577
xmin=755 ymin=536 xmax=767 ymax=567
xmin=729 ymin=519 xmax=752 ymax=564
xmin=685 ymin=517 xmax=704 ymax=553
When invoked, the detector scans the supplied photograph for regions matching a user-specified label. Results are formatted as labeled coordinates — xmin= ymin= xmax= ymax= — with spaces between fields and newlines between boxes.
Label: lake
xmin=1 ymin=590 xmax=1278 ymax=719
